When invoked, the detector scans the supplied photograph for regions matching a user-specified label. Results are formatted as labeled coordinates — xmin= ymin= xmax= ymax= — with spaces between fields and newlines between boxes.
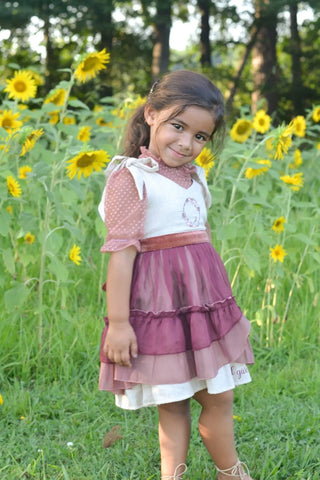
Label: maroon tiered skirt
xmin=99 ymin=234 xmax=254 ymax=409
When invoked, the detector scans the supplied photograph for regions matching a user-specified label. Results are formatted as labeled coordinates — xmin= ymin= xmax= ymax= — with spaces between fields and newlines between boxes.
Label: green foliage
xmin=0 ymin=53 xmax=320 ymax=480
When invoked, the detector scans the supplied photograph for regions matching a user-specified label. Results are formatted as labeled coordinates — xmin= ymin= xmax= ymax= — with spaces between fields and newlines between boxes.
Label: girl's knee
xmin=158 ymin=399 xmax=190 ymax=415
xmin=194 ymin=388 xmax=234 ymax=408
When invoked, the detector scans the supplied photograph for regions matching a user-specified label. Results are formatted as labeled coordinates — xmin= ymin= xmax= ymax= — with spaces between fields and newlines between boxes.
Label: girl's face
xmin=144 ymin=105 xmax=215 ymax=168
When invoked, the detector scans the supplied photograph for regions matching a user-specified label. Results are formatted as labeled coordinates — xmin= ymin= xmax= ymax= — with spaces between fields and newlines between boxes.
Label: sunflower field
xmin=0 ymin=51 xmax=320 ymax=479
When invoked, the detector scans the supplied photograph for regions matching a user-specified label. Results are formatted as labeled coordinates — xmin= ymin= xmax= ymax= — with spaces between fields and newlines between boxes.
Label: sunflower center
xmin=82 ymin=58 xmax=99 ymax=72
xmin=237 ymin=124 xmax=250 ymax=135
xmin=2 ymin=119 xmax=13 ymax=129
xmin=77 ymin=154 xmax=94 ymax=168
xmin=14 ymin=80 xmax=27 ymax=92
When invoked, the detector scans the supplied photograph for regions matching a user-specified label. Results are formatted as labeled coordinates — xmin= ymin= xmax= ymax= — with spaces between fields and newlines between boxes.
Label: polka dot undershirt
xmin=100 ymin=147 xmax=199 ymax=253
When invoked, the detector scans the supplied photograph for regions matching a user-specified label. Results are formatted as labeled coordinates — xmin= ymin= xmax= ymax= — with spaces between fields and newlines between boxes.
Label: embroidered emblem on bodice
xmin=182 ymin=197 xmax=200 ymax=227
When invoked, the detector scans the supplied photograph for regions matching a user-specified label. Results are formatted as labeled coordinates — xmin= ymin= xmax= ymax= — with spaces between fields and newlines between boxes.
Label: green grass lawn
xmin=1 ymin=309 xmax=319 ymax=480
xmin=1 ymin=64 xmax=319 ymax=479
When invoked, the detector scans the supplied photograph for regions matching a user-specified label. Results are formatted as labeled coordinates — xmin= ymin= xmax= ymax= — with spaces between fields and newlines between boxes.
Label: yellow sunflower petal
xmin=4 ymin=70 xmax=37 ymax=102
xmin=74 ymin=49 xmax=110 ymax=83
xmin=66 ymin=150 xmax=110 ymax=180
xmin=69 ymin=244 xmax=82 ymax=265
xmin=270 ymin=244 xmax=287 ymax=263
xmin=7 ymin=176 xmax=22 ymax=197
xmin=252 ymin=110 xmax=271 ymax=134
xmin=230 ymin=119 xmax=253 ymax=143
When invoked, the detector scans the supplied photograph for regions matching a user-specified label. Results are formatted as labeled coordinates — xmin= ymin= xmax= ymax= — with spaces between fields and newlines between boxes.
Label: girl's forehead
xmin=163 ymin=105 xmax=215 ymax=131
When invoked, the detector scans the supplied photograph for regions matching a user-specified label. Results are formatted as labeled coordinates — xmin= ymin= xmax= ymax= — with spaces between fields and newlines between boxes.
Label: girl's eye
xmin=195 ymin=133 xmax=207 ymax=141
xmin=172 ymin=123 xmax=183 ymax=130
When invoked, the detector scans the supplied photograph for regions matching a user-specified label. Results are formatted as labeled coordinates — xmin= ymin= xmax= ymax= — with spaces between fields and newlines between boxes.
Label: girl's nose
xmin=178 ymin=134 xmax=192 ymax=151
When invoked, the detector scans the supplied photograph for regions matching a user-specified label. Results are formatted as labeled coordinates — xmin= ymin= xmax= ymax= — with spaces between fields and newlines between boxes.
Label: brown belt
xmin=140 ymin=231 xmax=209 ymax=252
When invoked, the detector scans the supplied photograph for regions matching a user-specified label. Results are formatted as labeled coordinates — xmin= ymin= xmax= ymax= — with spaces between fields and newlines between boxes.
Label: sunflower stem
xmin=278 ymin=225 xmax=315 ymax=344
xmin=37 ymin=72 xmax=76 ymax=355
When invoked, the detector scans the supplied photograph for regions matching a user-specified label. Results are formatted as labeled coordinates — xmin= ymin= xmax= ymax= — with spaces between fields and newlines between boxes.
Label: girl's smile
xmin=144 ymin=105 xmax=215 ymax=168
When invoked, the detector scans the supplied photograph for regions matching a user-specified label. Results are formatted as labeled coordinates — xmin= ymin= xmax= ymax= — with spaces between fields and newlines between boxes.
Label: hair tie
xmin=149 ymin=79 xmax=160 ymax=96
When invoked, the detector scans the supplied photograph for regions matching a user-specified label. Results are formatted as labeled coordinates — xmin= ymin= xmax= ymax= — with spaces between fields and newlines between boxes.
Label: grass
xmin=1 ymin=64 xmax=319 ymax=478
xmin=1 ymin=299 xmax=319 ymax=479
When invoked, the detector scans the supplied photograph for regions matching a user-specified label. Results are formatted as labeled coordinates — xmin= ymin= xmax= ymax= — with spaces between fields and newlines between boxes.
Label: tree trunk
xmin=96 ymin=0 xmax=114 ymax=97
xmin=289 ymin=1 xmax=304 ymax=114
xmin=198 ymin=0 xmax=211 ymax=67
xmin=43 ymin=10 xmax=54 ymax=92
xmin=151 ymin=0 xmax=172 ymax=80
xmin=251 ymin=0 xmax=278 ymax=115
xmin=225 ymin=25 xmax=259 ymax=117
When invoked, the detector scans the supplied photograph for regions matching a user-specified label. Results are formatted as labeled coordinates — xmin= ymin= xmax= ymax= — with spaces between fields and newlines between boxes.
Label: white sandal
xmin=161 ymin=463 xmax=187 ymax=479
xmin=216 ymin=459 xmax=252 ymax=479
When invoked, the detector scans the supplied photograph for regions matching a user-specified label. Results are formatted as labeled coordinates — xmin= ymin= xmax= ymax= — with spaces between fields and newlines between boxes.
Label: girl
xmin=98 ymin=70 xmax=255 ymax=480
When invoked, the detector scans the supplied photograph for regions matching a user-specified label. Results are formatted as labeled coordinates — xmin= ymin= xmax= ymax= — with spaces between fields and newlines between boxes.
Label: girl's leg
xmin=193 ymin=389 xmax=252 ymax=480
xmin=158 ymin=399 xmax=191 ymax=479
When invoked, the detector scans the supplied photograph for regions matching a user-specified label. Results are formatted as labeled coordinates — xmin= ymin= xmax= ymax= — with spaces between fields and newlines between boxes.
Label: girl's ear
xmin=144 ymin=104 xmax=157 ymax=126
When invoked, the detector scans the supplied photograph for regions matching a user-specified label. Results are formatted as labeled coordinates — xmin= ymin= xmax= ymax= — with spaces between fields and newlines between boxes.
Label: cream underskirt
xmin=115 ymin=362 xmax=251 ymax=410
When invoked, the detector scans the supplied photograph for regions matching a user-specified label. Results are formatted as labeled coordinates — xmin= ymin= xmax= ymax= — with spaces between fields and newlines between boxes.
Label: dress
xmin=98 ymin=148 xmax=254 ymax=410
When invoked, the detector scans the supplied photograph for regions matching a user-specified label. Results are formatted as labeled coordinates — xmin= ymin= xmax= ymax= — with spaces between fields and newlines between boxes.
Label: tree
xmin=288 ymin=1 xmax=304 ymax=114
xmin=197 ymin=0 xmax=211 ymax=67
xmin=225 ymin=24 xmax=260 ymax=117
xmin=251 ymin=0 xmax=279 ymax=114
xmin=140 ymin=0 xmax=173 ymax=80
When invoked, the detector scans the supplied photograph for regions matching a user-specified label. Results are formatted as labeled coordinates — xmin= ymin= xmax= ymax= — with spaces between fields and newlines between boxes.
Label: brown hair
xmin=123 ymin=70 xmax=225 ymax=158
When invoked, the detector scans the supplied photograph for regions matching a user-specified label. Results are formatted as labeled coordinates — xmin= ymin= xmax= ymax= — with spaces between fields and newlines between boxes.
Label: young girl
xmin=98 ymin=70 xmax=255 ymax=480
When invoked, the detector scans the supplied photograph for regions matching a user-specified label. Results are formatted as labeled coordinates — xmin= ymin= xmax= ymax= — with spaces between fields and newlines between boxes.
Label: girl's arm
xmin=103 ymin=246 xmax=138 ymax=367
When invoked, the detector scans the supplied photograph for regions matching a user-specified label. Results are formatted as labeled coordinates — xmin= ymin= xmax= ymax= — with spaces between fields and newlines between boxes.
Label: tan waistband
xmin=140 ymin=231 xmax=209 ymax=252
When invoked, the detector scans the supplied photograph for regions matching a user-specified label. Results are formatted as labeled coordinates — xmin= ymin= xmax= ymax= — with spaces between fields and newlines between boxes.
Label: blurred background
xmin=1 ymin=0 xmax=319 ymax=122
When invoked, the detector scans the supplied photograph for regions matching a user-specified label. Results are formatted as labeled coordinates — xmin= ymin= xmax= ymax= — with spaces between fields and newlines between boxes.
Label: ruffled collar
xmin=139 ymin=147 xmax=197 ymax=188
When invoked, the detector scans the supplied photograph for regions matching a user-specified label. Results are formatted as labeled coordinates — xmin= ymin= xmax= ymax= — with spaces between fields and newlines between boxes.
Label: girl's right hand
xmin=103 ymin=322 xmax=138 ymax=368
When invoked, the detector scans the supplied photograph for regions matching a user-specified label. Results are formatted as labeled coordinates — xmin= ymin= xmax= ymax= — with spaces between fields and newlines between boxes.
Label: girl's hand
xmin=103 ymin=322 xmax=138 ymax=367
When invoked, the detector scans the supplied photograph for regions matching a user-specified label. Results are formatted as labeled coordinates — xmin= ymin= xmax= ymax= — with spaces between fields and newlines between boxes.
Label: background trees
xmin=0 ymin=0 xmax=319 ymax=121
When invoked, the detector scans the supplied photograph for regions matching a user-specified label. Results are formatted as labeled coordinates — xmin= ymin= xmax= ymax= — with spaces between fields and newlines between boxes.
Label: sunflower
xmin=270 ymin=244 xmax=287 ymax=263
xmin=44 ymin=88 xmax=66 ymax=107
xmin=19 ymin=165 xmax=32 ymax=179
xmin=96 ymin=117 xmax=113 ymax=127
xmin=24 ymin=232 xmax=35 ymax=244
xmin=245 ymin=159 xmax=271 ymax=179
xmin=21 ymin=128 xmax=44 ymax=156
xmin=4 ymin=70 xmax=37 ymax=102
xmin=7 ymin=176 xmax=22 ymax=197
xmin=230 ymin=119 xmax=253 ymax=143
xmin=280 ymin=172 xmax=304 ymax=191
xmin=252 ymin=110 xmax=271 ymax=134
xmin=292 ymin=115 xmax=306 ymax=137
xmin=312 ymin=106 xmax=320 ymax=123
xmin=69 ymin=244 xmax=82 ymax=265
xmin=48 ymin=112 xmax=60 ymax=124
xmin=74 ymin=49 xmax=110 ymax=83
xmin=66 ymin=150 xmax=110 ymax=179
xmin=63 ymin=115 xmax=76 ymax=125
xmin=271 ymin=216 xmax=286 ymax=233
xmin=195 ymin=147 xmax=215 ymax=177
xmin=77 ymin=126 xmax=91 ymax=142
xmin=114 ymin=95 xmax=147 ymax=120
xmin=0 ymin=110 xmax=23 ymax=133
xmin=6 ymin=206 xmax=13 ymax=214
xmin=25 ymin=70 xmax=44 ymax=86
xmin=289 ymin=149 xmax=303 ymax=169
xmin=274 ymin=124 xmax=293 ymax=160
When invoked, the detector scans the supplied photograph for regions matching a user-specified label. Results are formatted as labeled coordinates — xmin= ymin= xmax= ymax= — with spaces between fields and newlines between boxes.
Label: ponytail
xmin=122 ymin=105 xmax=150 ymax=158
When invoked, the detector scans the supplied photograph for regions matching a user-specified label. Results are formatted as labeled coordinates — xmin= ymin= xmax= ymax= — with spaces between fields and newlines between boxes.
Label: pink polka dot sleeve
xmin=100 ymin=168 xmax=146 ymax=253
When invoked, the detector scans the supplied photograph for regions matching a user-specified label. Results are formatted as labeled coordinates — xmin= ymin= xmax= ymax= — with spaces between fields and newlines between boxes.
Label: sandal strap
xmin=161 ymin=463 xmax=187 ymax=479
xmin=216 ymin=459 xmax=250 ymax=479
